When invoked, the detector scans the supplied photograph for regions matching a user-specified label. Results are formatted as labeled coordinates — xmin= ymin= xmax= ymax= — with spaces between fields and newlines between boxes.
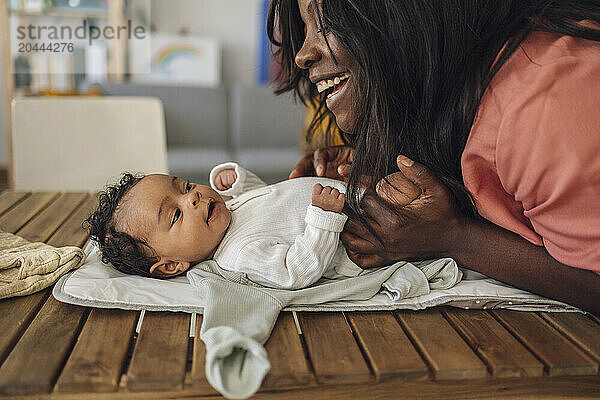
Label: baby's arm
xmin=235 ymin=188 xmax=347 ymax=290
xmin=209 ymin=162 xmax=267 ymax=197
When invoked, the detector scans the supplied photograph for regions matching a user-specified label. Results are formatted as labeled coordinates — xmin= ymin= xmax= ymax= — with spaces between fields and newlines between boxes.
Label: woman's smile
xmin=313 ymin=71 xmax=352 ymax=114
xmin=324 ymin=75 xmax=351 ymax=110
xmin=315 ymin=71 xmax=350 ymax=94
xmin=295 ymin=0 xmax=359 ymax=133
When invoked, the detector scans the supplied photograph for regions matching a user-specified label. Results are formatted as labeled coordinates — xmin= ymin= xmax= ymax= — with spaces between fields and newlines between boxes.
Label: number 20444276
xmin=18 ymin=42 xmax=74 ymax=53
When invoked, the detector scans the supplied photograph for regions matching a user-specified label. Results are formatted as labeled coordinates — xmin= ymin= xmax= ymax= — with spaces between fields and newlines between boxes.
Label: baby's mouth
xmin=207 ymin=200 xmax=216 ymax=222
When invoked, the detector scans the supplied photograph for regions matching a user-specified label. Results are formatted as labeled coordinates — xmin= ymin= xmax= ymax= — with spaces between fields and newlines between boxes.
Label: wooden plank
xmin=346 ymin=311 xmax=430 ymax=382
xmin=126 ymin=312 xmax=189 ymax=391
xmin=191 ymin=312 xmax=312 ymax=391
xmin=55 ymin=308 xmax=138 ymax=392
xmin=297 ymin=312 xmax=372 ymax=385
xmin=208 ymin=376 xmax=600 ymax=400
xmin=190 ymin=315 xmax=212 ymax=391
xmin=47 ymin=195 xmax=96 ymax=248
xmin=0 ymin=191 xmax=73 ymax=371
xmin=0 ymin=191 xmax=28 ymax=216
xmin=0 ymin=296 xmax=88 ymax=395
xmin=395 ymin=309 xmax=487 ymax=380
xmin=493 ymin=310 xmax=598 ymax=376
xmin=0 ymin=191 xmax=58 ymax=234
xmin=539 ymin=312 xmax=600 ymax=363
xmin=443 ymin=308 xmax=543 ymax=377
xmin=263 ymin=312 xmax=313 ymax=388
xmin=17 ymin=192 xmax=88 ymax=243
xmin=0 ymin=289 xmax=51 ymax=367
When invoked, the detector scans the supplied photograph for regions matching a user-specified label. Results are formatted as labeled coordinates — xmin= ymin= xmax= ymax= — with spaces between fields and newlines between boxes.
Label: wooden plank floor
xmin=0 ymin=191 xmax=599 ymax=399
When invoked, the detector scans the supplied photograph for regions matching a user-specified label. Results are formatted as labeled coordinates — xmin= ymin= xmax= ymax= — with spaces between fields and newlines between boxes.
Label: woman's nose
xmin=295 ymin=37 xmax=321 ymax=69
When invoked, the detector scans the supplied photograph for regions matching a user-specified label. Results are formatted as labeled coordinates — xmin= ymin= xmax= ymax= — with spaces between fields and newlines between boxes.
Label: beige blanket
xmin=0 ymin=231 xmax=85 ymax=299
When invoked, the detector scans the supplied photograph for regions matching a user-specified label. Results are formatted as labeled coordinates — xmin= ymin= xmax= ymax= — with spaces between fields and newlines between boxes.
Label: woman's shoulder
xmin=490 ymin=29 xmax=600 ymax=177
xmin=521 ymin=22 xmax=600 ymax=64
xmin=468 ymin=26 xmax=600 ymax=163
xmin=462 ymin=27 xmax=600 ymax=271
xmin=489 ymin=26 xmax=600 ymax=104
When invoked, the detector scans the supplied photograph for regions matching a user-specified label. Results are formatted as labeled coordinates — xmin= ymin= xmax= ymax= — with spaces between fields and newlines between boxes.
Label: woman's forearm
xmin=343 ymin=158 xmax=599 ymax=312
xmin=449 ymin=219 xmax=600 ymax=313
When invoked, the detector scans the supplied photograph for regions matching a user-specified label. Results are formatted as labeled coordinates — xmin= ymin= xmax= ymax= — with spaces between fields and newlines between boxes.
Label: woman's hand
xmin=342 ymin=156 xmax=600 ymax=313
xmin=341 ymin=155 xmax=466 ymax=268
xmin=289 ymin=145 xmax=354 ymax=181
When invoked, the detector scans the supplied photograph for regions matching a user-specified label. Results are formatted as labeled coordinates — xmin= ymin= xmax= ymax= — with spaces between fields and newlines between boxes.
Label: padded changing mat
xmin=53 ymin=242 xmax=580 ymax=313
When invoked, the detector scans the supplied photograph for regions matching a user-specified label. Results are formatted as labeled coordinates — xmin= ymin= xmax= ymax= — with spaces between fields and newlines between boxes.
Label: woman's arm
xmin=342 ymin=156 xmax=600 ymax=313
xmin=452 ymin=216 xmax=600 ymax=313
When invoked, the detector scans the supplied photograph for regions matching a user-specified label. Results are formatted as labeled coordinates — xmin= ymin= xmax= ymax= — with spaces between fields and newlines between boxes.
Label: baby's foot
xmin=312 ymin=184 xmax=346 ymax=213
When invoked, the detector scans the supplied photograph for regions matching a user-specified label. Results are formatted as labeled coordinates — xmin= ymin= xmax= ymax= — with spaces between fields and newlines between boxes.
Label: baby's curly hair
xmin=84 ymin=173 xmax=158 ymax=277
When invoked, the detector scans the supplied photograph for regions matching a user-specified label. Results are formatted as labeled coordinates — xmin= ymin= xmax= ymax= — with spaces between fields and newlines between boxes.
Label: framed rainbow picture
xmin=131 ymin=34 xmax=221 ymax=87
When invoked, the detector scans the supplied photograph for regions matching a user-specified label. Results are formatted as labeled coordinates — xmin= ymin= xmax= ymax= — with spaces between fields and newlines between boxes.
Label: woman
xmin=267 ymin=0 xmax=600 ymax=312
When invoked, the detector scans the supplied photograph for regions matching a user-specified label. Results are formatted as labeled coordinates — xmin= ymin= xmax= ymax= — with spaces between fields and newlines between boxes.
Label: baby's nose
xmin=189 ymin=190 xmax=201 ymax=207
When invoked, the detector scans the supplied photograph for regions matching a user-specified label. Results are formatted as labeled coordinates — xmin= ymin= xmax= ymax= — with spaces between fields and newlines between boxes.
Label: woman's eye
xmin=316 ymin=26 xmax=329 ymax=34
xmin=185 ymin=181 xmax=192 ymax=193
xmin=172 ymin=209 xmax=181 ymax=225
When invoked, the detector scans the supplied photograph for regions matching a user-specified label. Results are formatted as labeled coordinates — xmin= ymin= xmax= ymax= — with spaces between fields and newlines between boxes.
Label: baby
xmin=86 ymin=162 xmax=366 ymax=289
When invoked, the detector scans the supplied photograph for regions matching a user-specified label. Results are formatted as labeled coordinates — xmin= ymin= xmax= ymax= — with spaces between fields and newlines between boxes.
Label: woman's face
xmin=295 ymin=0 xmax=359 ymax=133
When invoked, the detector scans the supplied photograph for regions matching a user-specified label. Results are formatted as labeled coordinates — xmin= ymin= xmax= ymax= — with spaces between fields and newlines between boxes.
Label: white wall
xmin=0 ymin=49 xmax=7 ymax=166
xmin=151 ymin=0 xmax=264 ymax=86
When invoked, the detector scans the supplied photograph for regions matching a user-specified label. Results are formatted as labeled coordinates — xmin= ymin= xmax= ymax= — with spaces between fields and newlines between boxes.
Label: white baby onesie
xmin=209 ymin=162 xmax=364 ymax=289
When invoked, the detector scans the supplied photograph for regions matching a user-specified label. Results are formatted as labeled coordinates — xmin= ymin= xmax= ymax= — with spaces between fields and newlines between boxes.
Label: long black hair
xmin=268 ymin=0 xmax=600 ymax=217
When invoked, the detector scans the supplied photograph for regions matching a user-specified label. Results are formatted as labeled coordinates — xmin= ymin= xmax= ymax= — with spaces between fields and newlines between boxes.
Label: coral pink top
xmin=461 ymin=28 xmax=600 ymax=274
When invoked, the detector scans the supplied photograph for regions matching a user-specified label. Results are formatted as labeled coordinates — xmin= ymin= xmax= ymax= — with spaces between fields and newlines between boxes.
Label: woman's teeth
xmin=317 ymin=72 xmax=350 ymax=94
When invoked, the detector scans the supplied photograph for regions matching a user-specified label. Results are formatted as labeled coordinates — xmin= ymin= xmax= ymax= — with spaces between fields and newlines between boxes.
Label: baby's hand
xmin=215 ymin=169 xmax=237 ymax=190
xmin=312 ymin=184 xmax=345 ymax=213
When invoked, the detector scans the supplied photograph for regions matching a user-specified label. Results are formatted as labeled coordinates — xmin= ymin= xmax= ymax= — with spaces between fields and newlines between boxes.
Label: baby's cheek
xmin=223 ymin=207 xmax=232 ymax=226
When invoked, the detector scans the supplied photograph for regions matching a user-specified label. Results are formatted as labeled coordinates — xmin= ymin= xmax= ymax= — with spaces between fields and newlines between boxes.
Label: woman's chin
xmin=336 ymin=119 xmax=355 ymax=135
xmin=334 ymin=115 xmax=357 ymax=134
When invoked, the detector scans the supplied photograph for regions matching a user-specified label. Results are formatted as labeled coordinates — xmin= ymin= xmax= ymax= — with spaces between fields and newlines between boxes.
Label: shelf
xmin=2 ymin=0 xmax=126 ymax=187
xmin=9 ymin=9 xmax=107 ymax=19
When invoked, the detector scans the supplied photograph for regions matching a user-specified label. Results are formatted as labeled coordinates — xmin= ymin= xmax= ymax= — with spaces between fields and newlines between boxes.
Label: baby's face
xmin=117 ymin=174 xmax=231 ymax=272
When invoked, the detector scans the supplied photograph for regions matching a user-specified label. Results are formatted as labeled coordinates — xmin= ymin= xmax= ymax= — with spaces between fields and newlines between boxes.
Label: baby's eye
xmin=172 ymin=209 xmax=181 ymax=225
xmin=185 ymin=181 xmax=192 ymax=193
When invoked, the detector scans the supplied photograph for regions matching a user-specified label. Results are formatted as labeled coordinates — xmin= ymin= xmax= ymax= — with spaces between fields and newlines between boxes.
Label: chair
xmin=11 ymin=97 xmax=168 ymax=191
xmin=229 ymin=85 xmax=305 ymax=183
xmin=95 ymin=82 xmax=232 ymax=185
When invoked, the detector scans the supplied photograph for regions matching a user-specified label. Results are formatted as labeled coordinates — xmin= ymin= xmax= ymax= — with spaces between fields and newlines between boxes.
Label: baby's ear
xmin=149 ymin=258 xmax=191 ymax=277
